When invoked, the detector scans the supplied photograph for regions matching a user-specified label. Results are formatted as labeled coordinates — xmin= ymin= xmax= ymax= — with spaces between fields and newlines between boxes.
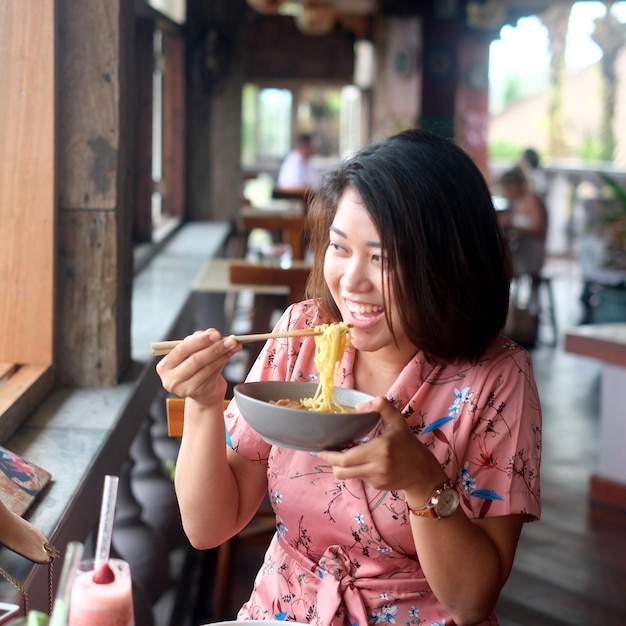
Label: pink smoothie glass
xmin=68 ymin=558 xmax=135 ymax=626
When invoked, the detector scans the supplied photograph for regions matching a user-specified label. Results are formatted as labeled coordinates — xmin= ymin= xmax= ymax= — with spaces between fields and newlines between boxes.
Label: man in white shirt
xmin=276 ymin=133 xmax=320 ymax=192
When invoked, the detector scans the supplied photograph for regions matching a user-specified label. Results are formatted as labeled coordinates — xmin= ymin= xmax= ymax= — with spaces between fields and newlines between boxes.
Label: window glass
xmin=148 ymin=0 xmax=186 ymax=24
xmin=258 ymin=88 xmax=293 ymax=160
xmin=242 ymin=83 xmax=365 ymax=166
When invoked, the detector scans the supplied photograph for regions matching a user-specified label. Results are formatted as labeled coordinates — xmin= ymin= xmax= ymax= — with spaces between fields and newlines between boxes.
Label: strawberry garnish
xmin=92 ymin=561 xmax=115 ymax=584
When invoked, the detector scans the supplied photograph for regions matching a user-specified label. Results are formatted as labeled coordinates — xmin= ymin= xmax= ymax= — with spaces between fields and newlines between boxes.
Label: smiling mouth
xmin=346 ymin=301 xmax=384 ymax=316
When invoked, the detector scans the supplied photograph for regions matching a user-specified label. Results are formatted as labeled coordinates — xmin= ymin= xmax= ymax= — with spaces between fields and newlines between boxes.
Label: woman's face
xmin=324 ymin=188 xmax=413 ymax=355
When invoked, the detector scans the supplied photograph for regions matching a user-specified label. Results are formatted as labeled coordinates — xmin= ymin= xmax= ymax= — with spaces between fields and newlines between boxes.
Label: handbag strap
xmin=0 ymin=558 xmax=55 ymax=616
xmin=0 ymin=499 xmax=59 ymax=615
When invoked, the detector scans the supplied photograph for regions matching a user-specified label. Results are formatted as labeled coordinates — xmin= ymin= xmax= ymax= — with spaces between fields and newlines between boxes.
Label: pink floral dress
xmin=224 ymin=300 xmax=542 ymax=626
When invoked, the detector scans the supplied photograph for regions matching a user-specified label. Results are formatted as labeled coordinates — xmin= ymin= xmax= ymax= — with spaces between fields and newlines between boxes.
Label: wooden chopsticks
xmin=152 ymin=328 xmax=326 ymax=357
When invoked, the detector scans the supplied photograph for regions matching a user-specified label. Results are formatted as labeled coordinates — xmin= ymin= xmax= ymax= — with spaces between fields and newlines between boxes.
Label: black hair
xmin=522 ymin=148 xmax=541 ymax=170
xmin=306 ymin=129 xmax=512 ymax=364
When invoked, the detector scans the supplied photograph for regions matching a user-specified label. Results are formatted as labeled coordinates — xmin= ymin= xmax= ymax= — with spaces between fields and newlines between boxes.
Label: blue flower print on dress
xmin=370 ymin=603 xmax=399 ymax=624
xmin=449 ymin=386 xmax=471 ymax=417
xmin=422 ymin=386 xmax=471 ymax=434
xmin=458 ymin=462 xmax=503 ymax=509
xmin=459 ymin=463 xmax=476 ymax=492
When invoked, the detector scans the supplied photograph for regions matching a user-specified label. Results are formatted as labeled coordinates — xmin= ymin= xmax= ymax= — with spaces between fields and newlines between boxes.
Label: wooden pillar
xmin=133 ymin=18 xmax=155 ymax=243
xmin=420 ymin=15 xmax=458 ymax=138
xmin=56 ymin=0 xmax=134 ymax=386
xmin=420 ymin=15 xmax=491 ymax=176
xmin=162 ymin=32 xmax=186 ymax=220
xmin=185 ymin=0 xmax=247 ymax=222
xmin=454 ymin=32 xmax=491 ymax=178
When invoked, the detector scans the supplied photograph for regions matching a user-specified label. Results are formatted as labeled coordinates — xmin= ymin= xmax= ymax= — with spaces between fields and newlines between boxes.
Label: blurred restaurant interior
xmin=1 ymin=0 xmax=626 ymax=624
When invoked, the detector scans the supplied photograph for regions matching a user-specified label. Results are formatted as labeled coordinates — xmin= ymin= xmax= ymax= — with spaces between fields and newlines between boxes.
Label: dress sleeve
xmin=404 ymin=340 xmax=542 ymax=522
xmin=454 ymin=345 xmax=542 ymax=521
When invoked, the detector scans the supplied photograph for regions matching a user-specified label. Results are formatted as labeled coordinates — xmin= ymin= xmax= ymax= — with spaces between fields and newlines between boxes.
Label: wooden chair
xmin=239 ymin=212 xmax=308 ymax=260
xmin=228 ymin=261 xmax=311 ymax=369
xmin=166 ymin=397 xmax=276 ymax=619
xmin=271 ymin=186 xmax=315 ymax=211
xmin=509 ymin=271 xmax=558 ymax=347
xmin=228 ymin=261 xmax=311 ymax=306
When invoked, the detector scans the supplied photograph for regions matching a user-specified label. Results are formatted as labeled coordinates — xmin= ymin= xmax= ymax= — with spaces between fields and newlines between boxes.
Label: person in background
xmin=276 ymin=132 xmax=321 ymax=193
xmin=519 ymin=147 xmax=548 ymax=201
xmin=498 ymin=165 xmax=549 ymax=277
xmin=156 ymin=130 xmax=542 ymax=626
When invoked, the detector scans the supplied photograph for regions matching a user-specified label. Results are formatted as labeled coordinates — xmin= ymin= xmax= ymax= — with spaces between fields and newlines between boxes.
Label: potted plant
xmin=583 ymin=173 xmax=626 ymax=323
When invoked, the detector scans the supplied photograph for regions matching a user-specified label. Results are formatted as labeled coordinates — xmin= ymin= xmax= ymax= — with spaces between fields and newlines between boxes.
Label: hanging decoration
xmin=247 ymin=0 xmax=288 ymax=14
xmin=247 ymin=1 xmax=340 ymax=37
xmin=294 ymin=2 xmax=336 ymax=36
xmin=466 ymin=0 xmax=507 ymax=31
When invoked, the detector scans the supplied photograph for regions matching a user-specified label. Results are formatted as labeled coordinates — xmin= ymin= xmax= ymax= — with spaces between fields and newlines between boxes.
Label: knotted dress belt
xmin=276 ymin=534 xmax=430 ymax=626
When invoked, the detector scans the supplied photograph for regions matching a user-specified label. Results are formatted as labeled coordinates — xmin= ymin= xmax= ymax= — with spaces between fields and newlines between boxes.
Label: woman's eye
xmin=328 ymin=241 xmax=345 ymax=253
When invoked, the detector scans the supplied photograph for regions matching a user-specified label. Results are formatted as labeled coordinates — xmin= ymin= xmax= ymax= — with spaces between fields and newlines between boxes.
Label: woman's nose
xmin=340 ymin=257 xmax=372 ymax=292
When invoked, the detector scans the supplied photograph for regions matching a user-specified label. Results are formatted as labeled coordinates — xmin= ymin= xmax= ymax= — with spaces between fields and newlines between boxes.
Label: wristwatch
xmin=406 ymin=480 xmax=459 ymax=520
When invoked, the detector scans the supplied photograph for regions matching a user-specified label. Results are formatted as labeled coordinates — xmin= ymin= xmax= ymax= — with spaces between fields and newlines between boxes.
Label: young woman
xmin=498 ymin=165 xmax=549 ymax=277
xmin=157 ymin=129 xmax=542 ymax=626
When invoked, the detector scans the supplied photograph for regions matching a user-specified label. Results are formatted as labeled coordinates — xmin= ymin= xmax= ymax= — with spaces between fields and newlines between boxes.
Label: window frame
xmin=0 ymin=0 xmax=56 ymax=442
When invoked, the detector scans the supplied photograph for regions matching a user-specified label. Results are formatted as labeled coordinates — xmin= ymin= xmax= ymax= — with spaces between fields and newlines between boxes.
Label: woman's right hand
xmin=156 ymin=329 xmax=242 ymax=408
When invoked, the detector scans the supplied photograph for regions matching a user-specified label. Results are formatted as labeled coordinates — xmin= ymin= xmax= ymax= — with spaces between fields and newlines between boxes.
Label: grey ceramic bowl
xmin=233 ymin=381 xmax=380 ymax=451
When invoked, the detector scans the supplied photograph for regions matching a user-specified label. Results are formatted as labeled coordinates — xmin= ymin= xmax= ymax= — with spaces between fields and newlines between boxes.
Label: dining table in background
xmin=188 ymin=257 xmax=312 ymax=376
xmin=239 ymin=198 xmax=308 ymax=260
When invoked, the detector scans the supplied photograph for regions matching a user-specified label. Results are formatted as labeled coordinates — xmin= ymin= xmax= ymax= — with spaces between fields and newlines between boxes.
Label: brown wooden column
xmin=133 ymin=18 xmax=155 ymax=243
xmin=56 ymin=0 xmax=134 ymax=386
xmin=162 ymin=32 xmax=186 ymax=221
xmin=420 ymin=14 xmax=491 ymax=177
xmin=454 ymin=32 xmax=491 ymax=178
xmin=420 ymin=15 xmax=459 ymax=138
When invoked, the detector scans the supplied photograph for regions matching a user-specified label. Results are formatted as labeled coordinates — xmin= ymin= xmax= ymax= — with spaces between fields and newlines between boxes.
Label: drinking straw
xmin=94 ymin=474 xmax=120 ymax=567
xmin=48 ymin=540 xmax=84 ymax=626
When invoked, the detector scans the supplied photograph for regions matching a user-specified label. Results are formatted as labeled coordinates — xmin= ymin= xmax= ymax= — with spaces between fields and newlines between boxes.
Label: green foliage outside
xmin=488 ymin=138 xmax=525 ymax=160
xmin=241 ymin=84 xmax=257 ymax=164
xmin=580 ymin=134 xmax=604 ymax=162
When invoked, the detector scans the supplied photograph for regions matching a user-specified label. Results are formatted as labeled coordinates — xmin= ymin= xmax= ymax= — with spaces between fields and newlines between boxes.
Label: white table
xmin=564 ymin=323 xmax=626 ymax=509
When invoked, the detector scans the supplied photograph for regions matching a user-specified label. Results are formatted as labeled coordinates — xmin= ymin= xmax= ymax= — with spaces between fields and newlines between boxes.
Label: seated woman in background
xmin=498 ymin=165 xmax=549 ymax=277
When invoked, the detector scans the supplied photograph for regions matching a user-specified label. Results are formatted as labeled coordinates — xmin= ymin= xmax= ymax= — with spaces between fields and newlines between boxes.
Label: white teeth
xmin=347 ymin=302 xmax=383 ymax=314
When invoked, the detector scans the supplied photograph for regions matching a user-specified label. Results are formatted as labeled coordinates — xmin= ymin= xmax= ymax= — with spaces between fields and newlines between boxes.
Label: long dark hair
xmin=306 ymin=129 xmax=512 ymax=364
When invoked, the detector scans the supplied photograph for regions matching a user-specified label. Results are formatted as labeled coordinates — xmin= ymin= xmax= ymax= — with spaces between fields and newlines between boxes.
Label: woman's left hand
xmin=316 ymin=396 xmax=446 ymax=497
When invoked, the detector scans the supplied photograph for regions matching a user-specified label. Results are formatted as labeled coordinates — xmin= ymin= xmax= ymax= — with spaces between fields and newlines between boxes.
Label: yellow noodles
xmin=301 ymin=322 xmax=351 ymax=413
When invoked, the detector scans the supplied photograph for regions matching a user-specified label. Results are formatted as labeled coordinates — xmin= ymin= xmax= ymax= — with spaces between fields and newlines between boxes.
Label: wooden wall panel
xmin=0 ymin=0 xmax=55 ymax=365
xmin=245 ymin=14 xmax=354 ymax=82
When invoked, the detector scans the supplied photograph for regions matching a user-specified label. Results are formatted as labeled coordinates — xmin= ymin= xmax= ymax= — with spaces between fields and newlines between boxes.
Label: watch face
xmin=436 ymin=488 xmax=460 ymax=518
